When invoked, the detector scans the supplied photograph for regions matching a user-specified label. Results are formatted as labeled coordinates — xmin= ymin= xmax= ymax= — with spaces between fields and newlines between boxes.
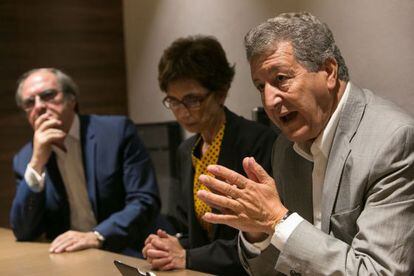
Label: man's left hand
xmin=49 ymin=230 xmax=101 ymax=253
xmin=197 ymin=157 xmax=288 ymax=241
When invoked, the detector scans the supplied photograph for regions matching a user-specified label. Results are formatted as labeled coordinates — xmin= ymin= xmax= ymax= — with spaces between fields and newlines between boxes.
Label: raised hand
xmin=29 ymin=113 xmax=66 ymax=174
xmin=197 ymin=157 xmax=288 ymax=242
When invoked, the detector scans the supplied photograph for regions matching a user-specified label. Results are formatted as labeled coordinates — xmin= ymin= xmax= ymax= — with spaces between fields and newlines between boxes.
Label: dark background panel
xmin=0 ymin=0 xmax=127 ymax=227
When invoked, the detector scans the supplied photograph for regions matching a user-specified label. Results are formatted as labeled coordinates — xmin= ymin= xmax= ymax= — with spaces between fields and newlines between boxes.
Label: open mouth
xmin=280 ymin=111 xmax=297 ymax=124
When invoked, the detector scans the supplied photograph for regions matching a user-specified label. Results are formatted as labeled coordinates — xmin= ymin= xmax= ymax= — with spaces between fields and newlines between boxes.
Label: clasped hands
xmin=142 ymin=229 xmax=186 ymax=271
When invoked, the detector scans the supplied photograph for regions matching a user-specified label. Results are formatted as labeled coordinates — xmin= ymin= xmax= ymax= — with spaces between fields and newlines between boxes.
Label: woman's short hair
xmin=158 ymin=35 xmax=235 ymax=94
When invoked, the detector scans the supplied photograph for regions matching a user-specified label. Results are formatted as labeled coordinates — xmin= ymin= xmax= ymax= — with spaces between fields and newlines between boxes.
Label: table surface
xmin=0 ymin=228 xmax=209 ymax=276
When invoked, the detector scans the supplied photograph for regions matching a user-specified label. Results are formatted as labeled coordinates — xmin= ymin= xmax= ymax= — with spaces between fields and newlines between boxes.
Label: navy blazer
xmin=10 ymin=115 xmax=160 ymax=256
xmin=169 ymin=108 xmax=277 ymax=275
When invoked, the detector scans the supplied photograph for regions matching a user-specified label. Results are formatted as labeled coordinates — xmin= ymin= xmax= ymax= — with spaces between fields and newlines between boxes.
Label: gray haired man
xmin=197 ymin=12 xmax=414 ymax=275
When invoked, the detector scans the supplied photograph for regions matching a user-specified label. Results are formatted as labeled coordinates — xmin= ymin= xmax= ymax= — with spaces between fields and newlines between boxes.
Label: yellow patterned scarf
xmin=191 ymin=123 xmax=225 ymax=235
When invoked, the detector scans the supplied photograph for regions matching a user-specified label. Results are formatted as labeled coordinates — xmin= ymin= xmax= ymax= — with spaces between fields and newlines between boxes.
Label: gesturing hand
xmin=49 ymin=230 xmax=101 ymax=253
xmin=197 ymin=157 xmax=288 ymax=241
xmin=142 ymin=229 xmax=185 ymax=271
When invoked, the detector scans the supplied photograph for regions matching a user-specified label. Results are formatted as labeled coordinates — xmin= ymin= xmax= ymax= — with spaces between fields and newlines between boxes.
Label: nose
xmin=173 ymin=105 xmax=191 ymax=119
xmin=262 ymin=83 xmax=283 ymax=112
xmin=33 ymin=96 xmax=47 ymax=113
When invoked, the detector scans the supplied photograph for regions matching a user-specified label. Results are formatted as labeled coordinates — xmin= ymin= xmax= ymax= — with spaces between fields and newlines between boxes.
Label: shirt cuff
xmin=239 ymin=231 xmax=272 ymax=256
xmin=24 ymin=164 xmax=46 ymax=192
xmin=271 ymin=212 xmax=303 ymax=251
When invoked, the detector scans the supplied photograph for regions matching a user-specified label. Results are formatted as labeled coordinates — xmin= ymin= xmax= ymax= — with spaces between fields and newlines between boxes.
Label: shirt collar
xmin=293 ymin=82 xmax=351 ymax=161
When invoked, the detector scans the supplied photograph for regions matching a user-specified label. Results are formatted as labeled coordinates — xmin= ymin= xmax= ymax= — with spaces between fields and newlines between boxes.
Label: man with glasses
xmin=10 ymin=68 xmax=160 ymax=256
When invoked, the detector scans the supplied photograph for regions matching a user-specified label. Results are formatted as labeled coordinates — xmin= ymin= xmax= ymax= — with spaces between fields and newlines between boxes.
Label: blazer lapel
xmin=321 ymin=83 xmax=367 ymax=232
xmin=79 ymin=115 xmax=98 ymax=216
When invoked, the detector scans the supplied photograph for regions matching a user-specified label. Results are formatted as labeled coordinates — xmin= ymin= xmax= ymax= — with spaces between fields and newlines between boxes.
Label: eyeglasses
xmin=21 ymin=89 xmax=59 ymax=111
xmin=162 ymin=93 xmax=212 ymax=110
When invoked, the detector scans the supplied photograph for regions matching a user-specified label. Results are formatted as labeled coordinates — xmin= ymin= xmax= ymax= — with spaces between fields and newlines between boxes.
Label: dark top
xmin=169 ymin=107 xmax=277 ymax=275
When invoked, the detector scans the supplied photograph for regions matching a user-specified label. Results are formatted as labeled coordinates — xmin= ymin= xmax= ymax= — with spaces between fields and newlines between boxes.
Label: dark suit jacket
xmin=169 ymin=107 xmax=277 ymax=275
xmin=10 ymin=115 xmax=160 ymax=256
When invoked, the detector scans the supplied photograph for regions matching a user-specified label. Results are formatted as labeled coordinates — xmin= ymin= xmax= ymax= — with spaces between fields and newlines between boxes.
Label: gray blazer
xmin=242 ymin=83 xmax=414 ymax=275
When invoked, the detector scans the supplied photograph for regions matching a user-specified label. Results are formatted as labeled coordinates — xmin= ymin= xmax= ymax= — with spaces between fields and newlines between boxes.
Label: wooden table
xmin=0 ymin=228 xmax=209 ymax=276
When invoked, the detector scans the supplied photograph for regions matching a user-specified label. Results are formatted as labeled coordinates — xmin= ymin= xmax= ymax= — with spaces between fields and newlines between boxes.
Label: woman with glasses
xmin=143 ymin=35 xmax=277 ymax=275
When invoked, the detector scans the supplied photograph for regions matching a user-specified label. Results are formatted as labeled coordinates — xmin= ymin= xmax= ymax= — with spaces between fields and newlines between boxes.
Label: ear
xmin=323 ymin=57 xmax=338 ymax=90
xmin=67 ymin=96 xmax=77 ymax=111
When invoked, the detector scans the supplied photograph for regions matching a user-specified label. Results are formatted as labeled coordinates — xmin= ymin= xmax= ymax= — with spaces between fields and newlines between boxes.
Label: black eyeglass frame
xmin=162 ymin=93 xmax=213 ymax=111
xmin=20 ymin=89 xmax=60 ymax=112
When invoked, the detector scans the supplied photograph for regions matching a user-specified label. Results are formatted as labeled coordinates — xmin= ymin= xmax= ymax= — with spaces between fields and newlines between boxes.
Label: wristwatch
xmin=273 ymin=210 xmax=293 ymax=231
xmin=93 ymin=230 xmax=105 ymax=246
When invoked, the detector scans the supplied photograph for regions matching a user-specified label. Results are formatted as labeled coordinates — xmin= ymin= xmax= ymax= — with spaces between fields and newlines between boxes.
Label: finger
xmin=197 ymin=189 xmax=240 ymax=213
xmin=151 ymin=257 xmax=172 ymax=270
xmin=144 ymin=234 xmax=157 ymax=245
xmin=51 ymin=238 xmax=74 ymax=253
xmin=34 ymin=113 xmax=52 ymax=130
xmin=156 ymin=229 xmax=169 ymax=238
xmin=160 ymin=262 xmax=176 ymax=271
xmin=202 ymin=212 xmax=240 ymax=227
xmin=146 ymin=248 xmax=170 ymax=259
xmin=37 ymin=118 xmax=62 ymax=132
xmin=243 ymin=157 xmax=259 ymax=182
xmin=42 ymin=129 xmax=66 ymax=141
xmin=199 ymin=174 xmax=243 ymax=200
xmin=206 ymin=165 xmax=249 ymax=189
xmin=142 ymin=243 xmax=154 ymax=258
xmin=65 ymin=241 xmax=86 ymax=252
xmin=248 ymin=157 xmax=272 ymax=184
xmin=151 ymin=238 xmax=169 ymax=251
xmin=50 ymin=232 xmax=70 ymax=251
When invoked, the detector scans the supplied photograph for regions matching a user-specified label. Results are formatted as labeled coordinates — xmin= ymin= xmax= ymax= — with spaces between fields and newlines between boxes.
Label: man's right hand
xmin=29 ymin=113 xmax=66 ymax=174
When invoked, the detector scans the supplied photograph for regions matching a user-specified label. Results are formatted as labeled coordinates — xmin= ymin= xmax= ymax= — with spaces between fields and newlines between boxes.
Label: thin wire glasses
xmin=21 ymin=89 xmax=59 ymax=112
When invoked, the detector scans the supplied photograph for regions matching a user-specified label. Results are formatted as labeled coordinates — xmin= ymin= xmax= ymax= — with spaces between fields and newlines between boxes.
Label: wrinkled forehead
xmin=249 ymin=41 xmax=295 ymax=75
xmin=21 ymin=70 xmax=59 ymax=96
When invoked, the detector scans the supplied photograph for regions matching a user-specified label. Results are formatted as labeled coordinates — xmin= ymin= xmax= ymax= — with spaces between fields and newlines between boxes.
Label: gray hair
xmin=244 ymin=12 xmax=349 ymax=81
xmin=16 ymin=68 xmax=79 ymax=110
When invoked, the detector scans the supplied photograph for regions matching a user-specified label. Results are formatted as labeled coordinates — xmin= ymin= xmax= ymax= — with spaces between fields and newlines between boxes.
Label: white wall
xmin=123 ymin=0 xmax=414 ymax=124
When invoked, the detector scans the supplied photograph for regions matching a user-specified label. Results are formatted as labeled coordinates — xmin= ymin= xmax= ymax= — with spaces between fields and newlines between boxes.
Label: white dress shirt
xmin=241 ymin=82 xmax=351 ymax=254
xmin=24 ymin=115 xmax=97 ymax=232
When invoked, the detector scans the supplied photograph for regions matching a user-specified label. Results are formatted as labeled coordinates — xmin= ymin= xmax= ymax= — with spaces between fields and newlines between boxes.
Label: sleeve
xmin=24 ymin=164 xmax=46 ymax=192
xmin=93 ymin=118 xmax=161 ymax=249
xmin=253 ymin=125 xmax=414 ymax=275
xmin=167 ymin=143 xmax=191 ymax=247
xmin=186 ymin=237 xmax=249 ymax=275
xmin=10 ymin=152 xmax=47 ymax=241
xmin=240 ymin=212 xmax=303 ymax=255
